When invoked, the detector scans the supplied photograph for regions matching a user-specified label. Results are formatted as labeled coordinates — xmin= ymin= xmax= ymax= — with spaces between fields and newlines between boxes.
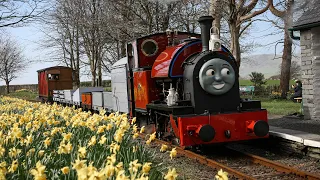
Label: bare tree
xmin=0 ymin=0 xmax=48 ymax=28
xmin=40 ymin=0 xmax=86 ymax=88
xmin=210 ymin=0 xmax=272 ymax=70
xmin=0 ymin=35 xmax=27 ymax=93
xmin=268 ymin=0 xmax=293 ymax=98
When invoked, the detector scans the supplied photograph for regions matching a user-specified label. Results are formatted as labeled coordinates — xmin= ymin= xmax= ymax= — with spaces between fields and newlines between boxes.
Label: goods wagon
xmin=37 ymin=66 xmax=73 ymax=102
xmin=81 ymin=93 xmax=92 ymax=110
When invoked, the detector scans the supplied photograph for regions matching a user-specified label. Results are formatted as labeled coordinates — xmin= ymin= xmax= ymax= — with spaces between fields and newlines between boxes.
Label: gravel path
xmin=201 ymin=143 xmax=320 ymax=179
xmin=140 ymin=141 xmax=220 ymax=180
xmin=227 ymin=143 xmax=320 ymax=175
xmin=268 ymin=114 xmax=320 ymax=134
xmin=137 ymin=134 xmax=320 ymax=180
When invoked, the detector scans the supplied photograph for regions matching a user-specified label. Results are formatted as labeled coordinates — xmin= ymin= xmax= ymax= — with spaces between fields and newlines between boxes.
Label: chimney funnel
xmin=198 ymin=16 xmax=214 ymax=52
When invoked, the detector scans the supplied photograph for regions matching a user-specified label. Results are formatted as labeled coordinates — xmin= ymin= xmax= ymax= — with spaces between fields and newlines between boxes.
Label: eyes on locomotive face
xmin=199 ymin=58 xmax=236 ymax=95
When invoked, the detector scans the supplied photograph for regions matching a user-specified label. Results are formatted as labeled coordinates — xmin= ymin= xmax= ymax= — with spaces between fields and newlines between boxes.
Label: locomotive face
xmin=199 ymin=58 xmax=235 ymax=95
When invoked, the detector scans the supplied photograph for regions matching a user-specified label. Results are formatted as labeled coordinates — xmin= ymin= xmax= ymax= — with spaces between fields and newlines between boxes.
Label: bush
xmin=249 ymin=72 xmax=267 ymax=96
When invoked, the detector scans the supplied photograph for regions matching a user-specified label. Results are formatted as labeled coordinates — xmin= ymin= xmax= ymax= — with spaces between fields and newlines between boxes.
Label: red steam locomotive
xmin=44 ymin=15 xmax=269 ymax=147
xmin=126 ymin=16 xmax=269 ymax=147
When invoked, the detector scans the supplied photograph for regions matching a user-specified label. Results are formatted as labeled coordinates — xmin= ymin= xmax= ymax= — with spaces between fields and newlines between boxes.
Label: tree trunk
xmin=280 ymin=1 xmax=293 ymax=99
xmin=91 ymin=71 xmax=96 ymax=87
xmin=230 ymin=22 xmax=241 ymax=70
xmin=6 ymin=81 xmax=9 ymax=94
xmin=75 ymin=24 xmax=80 ymax=88
xmin=210 ymin=0 xmax=221 ymax=37
xmin=120 ymin=41 xmax=126 ymax=58
xmin=98 ymin=52 xmax=102 ymax=86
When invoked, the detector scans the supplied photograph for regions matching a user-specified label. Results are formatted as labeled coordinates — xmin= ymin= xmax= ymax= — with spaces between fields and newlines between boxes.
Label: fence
xmin=0 ymin=84 xmax=38 ymax=94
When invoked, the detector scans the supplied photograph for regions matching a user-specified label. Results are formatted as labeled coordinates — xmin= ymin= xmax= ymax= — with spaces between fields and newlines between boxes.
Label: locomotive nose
xmin=196 ymin=124 xmax=215 ymax=142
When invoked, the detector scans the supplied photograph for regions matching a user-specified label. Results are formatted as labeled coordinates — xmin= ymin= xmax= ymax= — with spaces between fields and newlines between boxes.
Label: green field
xmin=2 ymin=90 xmax=38 ymax=100
xmin=260 ymin=98 xmax=301 ymax=115
xmin=239 ymin=79 xmax=296 ymax=86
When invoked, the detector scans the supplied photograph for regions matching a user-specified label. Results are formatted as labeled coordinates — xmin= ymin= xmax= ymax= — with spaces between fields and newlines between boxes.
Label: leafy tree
xmin=250 ymin=72 xmax=267 ymax=86
xmin=250 ymin=72 xmax=267 ymax=95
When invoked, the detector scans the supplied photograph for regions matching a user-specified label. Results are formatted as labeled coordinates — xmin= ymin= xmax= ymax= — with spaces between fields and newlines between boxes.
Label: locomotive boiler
xmin=126 ymin=15 xmax=269 ymax=147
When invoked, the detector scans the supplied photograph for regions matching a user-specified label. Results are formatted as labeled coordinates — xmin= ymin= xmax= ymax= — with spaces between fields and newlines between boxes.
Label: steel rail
xmin=139 ymin=134 xmax=255 ymax=180
xmin=226 ymin=146 xmax=320 ymax=180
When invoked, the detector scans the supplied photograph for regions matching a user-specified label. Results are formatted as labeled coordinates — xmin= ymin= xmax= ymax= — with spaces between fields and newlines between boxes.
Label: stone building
xmin=290 ymin=3 xmax=320 ymax=120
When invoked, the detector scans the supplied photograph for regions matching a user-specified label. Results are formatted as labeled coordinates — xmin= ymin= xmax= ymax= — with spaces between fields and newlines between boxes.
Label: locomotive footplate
xmin=146 ymin=103 xmax=194 ymax=115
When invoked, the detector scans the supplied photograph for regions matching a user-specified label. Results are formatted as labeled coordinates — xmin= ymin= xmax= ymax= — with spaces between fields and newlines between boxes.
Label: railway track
xmin=139 ymin=134 xmax=320 ymax=180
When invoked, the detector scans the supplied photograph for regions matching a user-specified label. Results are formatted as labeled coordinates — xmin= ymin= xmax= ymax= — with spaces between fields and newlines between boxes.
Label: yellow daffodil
xmin=78 ymin=146 xmax=87 ymax=158
xmin=0 ymin=146 xmax=5 ymax=157
xmin=72 ymin=159 xmax=87 ymax=171
xmin=106 ymin=154 xmax=116 ymax=165
xmin=142 ymin=162 xmax=152 ymax=174
xmin=104 ymin=165 xmax=115 ymax=177
xmin=215 ymin=169 xmax=228 ymax=180
xmin=140 ymin=126 xmax=145 ymax=133
xmin=43 ymin=137 xmax=51 ymax=149
xmin=133 ymin=133 xmax=139 ymax=139
xmin=116 ymin=170 xmax=130 ymax=180
xmin=129 ymin=159 xmax=142 ymax=173
xmin=25 ymin=134 xmax=33 ymax=146
xmin=160 ymin=144 xmax=168 ymax=152
xmin=106 ymin=123 xmax=113 ymax=131
xmin=88 ymin=136 xmax=97 ymax=147
xmin=8 ymin=147 xmax=21 ymax=158
xmin=58 ymin=142 xmax=72 ymax=154
xmin=30 ymin=161 xmax=46 ymax=180
xmin=170 ymin=148 xmax=177 ymax=159
xmin=27 ymin=148 xmax=35 ymax=157
xmin=164 ymin=168 xmax=178 ymax=180
xmin=61 ymin=166 xmax=70 ymax=175
xmin=146 ymin=139 xmax=151 ymax=145
xmin=76 ymin=166 xmax=89 ymax=180
xmin=97 ymin=125 xmax=106 ymax=134
xmin=114 ymin=162 xmax=123 ymax=173
xmin=149 ymin=132 xmax=156 ymax=141
xmin=133 ymin=124 xmax=138 ymax=133
xmin=0 ymin=161 xmax=7 ymax=176
xmin=62 ymin=132 xmax=72 ymax=142
xmin=98 ymin=135 xmax=107 ymax=145
xmin=38 ymin=150 xmax=45 ymax=157
xmin=131 ymin=117 xmax=136 ymax=125
xmin=8 ymin=160 xmax=18 ymax=173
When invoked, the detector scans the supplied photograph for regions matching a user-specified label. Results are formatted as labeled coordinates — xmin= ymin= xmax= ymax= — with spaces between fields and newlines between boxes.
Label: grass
xmin=239 ymin=79 xmax=296 ymax=86
xmin=3 ymin=90 xmax=38 ymax=100
xmin=4 ymin=89 xmax=300 ymax=116
xmin=245 ymin=96 xmax=301 ymax=115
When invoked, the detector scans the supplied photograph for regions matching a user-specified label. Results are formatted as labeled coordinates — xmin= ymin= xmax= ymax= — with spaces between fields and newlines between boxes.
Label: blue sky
xmin=0 ymin=7 xmax=300 ymax=86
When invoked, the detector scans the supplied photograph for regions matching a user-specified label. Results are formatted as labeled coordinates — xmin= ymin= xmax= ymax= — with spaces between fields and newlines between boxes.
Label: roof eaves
xmin=290 ymin=21 xmax=320 ymax=31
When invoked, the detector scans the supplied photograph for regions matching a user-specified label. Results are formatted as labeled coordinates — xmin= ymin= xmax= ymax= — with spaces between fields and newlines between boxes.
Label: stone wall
xmin=0 ymin=84 xmax=38 ymax=94
xmin=300 ymin=26 xmax=320 ymax=120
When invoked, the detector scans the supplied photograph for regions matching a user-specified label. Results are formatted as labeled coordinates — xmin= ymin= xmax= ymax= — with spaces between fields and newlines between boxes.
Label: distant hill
xmin=239 ymin=54 xmax=301 ymax=79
